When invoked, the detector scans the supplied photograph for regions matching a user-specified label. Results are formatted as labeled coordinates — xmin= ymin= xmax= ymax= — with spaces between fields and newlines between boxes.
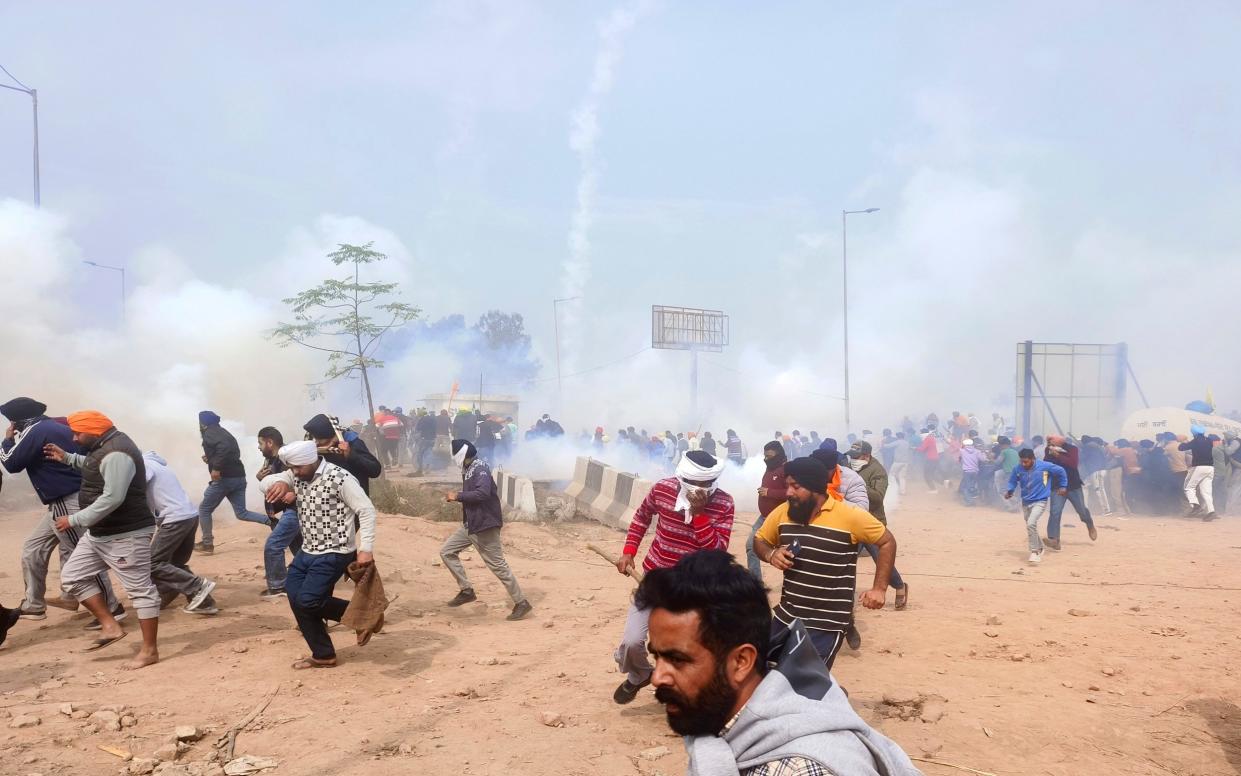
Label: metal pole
xmin=30 ymin=88 xmax=39 ymax=207
xmin=120 ymin=266 xmax=126 ymax=323
xmin=691 ymin=348 xmax=699 ymax=424
xmin=1021 ymin=339 xmax=1034 ymax=440
xmin=554 ymin=300 xmax=563 ymax=415
xmin=842 ymin=210 xmax=850 ymax=433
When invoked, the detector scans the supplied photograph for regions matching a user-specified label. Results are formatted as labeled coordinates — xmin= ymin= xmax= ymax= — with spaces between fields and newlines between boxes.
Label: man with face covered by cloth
xmin=612 ymin=450 xmax=735 ymax=705
xmin=753 ymin=456 xmax=896 ymax=672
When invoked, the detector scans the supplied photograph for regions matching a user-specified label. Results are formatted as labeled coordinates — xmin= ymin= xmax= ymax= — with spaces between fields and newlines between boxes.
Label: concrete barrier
xmin=493 ymin=468 xmax=538 ymax=521
xmin=564 ymin=456 xmax=654 ymax=531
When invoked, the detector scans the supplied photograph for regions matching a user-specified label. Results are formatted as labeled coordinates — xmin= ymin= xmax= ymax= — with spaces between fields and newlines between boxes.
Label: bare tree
xmin=271 ymin=242 xmax=418 ymax=420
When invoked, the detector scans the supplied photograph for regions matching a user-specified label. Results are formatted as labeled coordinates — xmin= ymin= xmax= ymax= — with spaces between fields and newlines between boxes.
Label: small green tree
xmin=271 ymin=242 xmax=419 ymax=420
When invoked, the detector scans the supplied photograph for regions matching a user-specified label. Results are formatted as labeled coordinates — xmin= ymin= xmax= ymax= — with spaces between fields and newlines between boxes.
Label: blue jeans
xmin=860 ymin=542 xmax=904 ymax=589
xmin=263 ymin=509 xmax=303 ymax=590
xmin=1048 ymin=488 xmax=1094 ymax=541
xmin=745 ymin=515 xmax=767 ymax=579
xmin=286 ymin=550 xmax=354 ymax=660
xmin=198 ymin=476 xmax=270 ymax=545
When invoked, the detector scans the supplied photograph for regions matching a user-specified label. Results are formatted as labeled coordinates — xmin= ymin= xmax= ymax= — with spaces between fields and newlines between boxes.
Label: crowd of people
xmin=4 ymin=394 xmax=1235 ymax=774
xmin=0 ymin=396 xmax=533 ymax=671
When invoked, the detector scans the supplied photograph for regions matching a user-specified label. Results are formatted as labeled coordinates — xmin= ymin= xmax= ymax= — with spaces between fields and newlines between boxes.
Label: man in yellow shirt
xmin=753 ymin=456 xmax=897 ymax=671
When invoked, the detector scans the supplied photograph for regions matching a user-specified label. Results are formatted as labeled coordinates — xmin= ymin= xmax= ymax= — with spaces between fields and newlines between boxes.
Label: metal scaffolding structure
xmin=1015 ymin=341 xmax=1146 ymax=440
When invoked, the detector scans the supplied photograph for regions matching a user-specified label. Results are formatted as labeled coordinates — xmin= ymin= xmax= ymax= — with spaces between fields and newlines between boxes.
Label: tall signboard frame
xmin=652 ymin=305 xmax=729 ymax=422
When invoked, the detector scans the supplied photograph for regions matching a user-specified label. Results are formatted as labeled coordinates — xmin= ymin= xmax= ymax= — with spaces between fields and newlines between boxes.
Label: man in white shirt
xmin=259 ymin=441 xmax=376 ymax=669
xmin=143 ymin=452 xmax=218 ymax=615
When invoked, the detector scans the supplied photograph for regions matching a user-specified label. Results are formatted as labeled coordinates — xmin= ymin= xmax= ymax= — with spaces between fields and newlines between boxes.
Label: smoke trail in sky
xmin=559 ymin=0 xmax=652 ymax=370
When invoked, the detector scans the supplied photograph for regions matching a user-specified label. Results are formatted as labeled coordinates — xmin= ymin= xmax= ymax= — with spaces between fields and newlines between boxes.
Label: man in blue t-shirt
xmin=1005 ymin=448 xmax=1068 ymax=565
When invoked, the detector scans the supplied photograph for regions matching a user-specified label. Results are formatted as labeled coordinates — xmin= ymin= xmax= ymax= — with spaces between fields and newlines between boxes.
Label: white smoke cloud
xmin=559 ymin=0 xmax=654 ymax=371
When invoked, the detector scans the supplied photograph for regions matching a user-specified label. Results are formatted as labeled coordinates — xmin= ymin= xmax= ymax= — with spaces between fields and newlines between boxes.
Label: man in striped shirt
xmin=612 ymin=450 xmax=735 ymax=704
xmin=753 ymin=457 xmax=896 ymax=671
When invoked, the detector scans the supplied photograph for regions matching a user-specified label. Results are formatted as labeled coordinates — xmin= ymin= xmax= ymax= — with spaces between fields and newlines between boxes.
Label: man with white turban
xmin=611 ymin=450 xmax=735 ymax=705
xmin=259 ymin=440 xmax=377 ymax=669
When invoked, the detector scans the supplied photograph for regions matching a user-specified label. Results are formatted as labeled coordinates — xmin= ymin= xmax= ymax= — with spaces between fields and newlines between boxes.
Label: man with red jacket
xmin=746 ymin=441 xmax=788 ymax=579
xmin=1044 ymin=435 xmax=1099 ymax=550
xmin=611 ymin=450 xmax=734 ymax=705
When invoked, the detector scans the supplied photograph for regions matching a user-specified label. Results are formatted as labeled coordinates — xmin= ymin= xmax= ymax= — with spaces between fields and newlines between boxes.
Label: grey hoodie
xmin=685 ymin=620 xmax=923 ymax=776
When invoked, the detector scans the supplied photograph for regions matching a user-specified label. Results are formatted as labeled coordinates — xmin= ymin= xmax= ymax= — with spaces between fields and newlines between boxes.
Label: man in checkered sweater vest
xmin=259 ymin=440 xmax=376 ymax=669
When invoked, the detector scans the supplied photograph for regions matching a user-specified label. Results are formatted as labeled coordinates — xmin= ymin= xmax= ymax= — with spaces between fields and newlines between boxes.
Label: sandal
xmin=291 ymin=656 xmax=337 ymax=670
xmin=83 ymin=632 xmax=128 ymax=652
xmin=895 ymin=584 xmax=909 ymax=611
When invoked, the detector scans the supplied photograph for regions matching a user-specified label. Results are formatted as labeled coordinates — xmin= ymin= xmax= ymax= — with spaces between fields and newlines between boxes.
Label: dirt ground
xmin=2 ymin=482 xmax=1240 ymax=776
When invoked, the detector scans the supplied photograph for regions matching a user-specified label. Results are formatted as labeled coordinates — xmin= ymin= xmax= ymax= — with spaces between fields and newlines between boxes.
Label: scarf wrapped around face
xmin=673 ymin=450 xmax=726 ymax=522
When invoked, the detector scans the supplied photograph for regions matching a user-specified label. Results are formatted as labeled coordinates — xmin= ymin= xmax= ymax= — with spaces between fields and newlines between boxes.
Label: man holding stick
xmin=612 ymin=450 xmax=734 ymax=705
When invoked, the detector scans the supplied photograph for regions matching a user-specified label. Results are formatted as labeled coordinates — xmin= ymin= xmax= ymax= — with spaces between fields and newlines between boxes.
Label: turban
xmin=451 ymin=439 xmax=477 ymax=466
xmin=278 ymin=440 xmax=319 ymax=466
xmin=677 ymin=450 xmax=725 ymax=483
xmin=67 ymin=410 xmax=114 ymax=436
xmin=1191 ymin=424 xmax=1206 ymax=436
xmin=810 ymin=449 xmax=839 ymax=471
xmin=785 ymin=456 xmax=830 ymax=494
xmin=0 ymin=397 xmax=47 ymax=422
xmin=198 ymin=410 xmax=221 ymax=426
xmin=818 ymin=438 xmax=838 ymax=453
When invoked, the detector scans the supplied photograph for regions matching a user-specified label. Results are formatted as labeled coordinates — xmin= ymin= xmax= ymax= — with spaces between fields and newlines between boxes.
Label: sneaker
xmin=613 ymin=677 xmax=651 ymax=705
xmin=507 ymin=600 xmax=533 ymax=621
xmin=184 ymin=604 xmax=219 ymax=616
xmin=1186 ymin=504 xmax=1202 ymax=516
xmin=18 ymin=608 xmax=46 ymax=621
xmin=1203 ymin=512 xmax=1219 ymax=522
xmin=194 ymin=542 xmax=215 ymax=555
xmin=84 ymin=605 xmax=127 ymax=630
xmin=186 ymin=579 xmax=217 ymax=612
xmin=260 ymin=588 xmax=288 ymax=600
xmin=845 ymin=624 xmax=862 ymax=650
xmin=446 ymin=589 xmax=477 ymax=607
xmin=1028 ymin=551 xmax=1043 ymax=564
xmin=1088 ymin=524 xmax=1098 ymax=541
xmin=1044 ymin=537 xmax=1062 ymax=551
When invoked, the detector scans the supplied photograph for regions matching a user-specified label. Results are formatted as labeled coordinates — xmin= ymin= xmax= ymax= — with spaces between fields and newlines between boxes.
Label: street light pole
xmin=841 ymin=207 xmax=879 ymax=433
xmin=0 ymin=77 xmax=40 ymax=207
xmin=553 ymin=296 xmax=579 ymax=416
xmin=83 ymin=261 xmax=126 ymax=323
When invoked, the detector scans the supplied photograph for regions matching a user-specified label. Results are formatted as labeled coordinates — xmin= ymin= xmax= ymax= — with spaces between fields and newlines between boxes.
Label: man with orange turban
xmin=1 ymin=396 xmax=121 ymax=626
xmin=44 ymin=411 xmax=162 ymax=669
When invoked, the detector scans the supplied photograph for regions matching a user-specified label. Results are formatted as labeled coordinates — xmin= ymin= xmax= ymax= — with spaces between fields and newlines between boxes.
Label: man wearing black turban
xmin=750 ymin=456 xmax=900 ymax=671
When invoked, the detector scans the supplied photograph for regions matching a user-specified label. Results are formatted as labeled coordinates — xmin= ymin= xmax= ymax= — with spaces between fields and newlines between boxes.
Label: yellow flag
xmin=1206 ymin=386 xmax=1216 ymax=410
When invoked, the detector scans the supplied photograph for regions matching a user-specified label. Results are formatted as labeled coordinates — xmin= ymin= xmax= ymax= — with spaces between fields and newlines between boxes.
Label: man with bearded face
xmin=746 ymin=442 xmax=788 ymax=579
xmin=753 ymin=457 xmax=897 ymax=671
xmin=611 ymin=450 xmax=735 ymax=705
xmin=1 ymin=396 xmax=122 ymax=624
xmin=641 ymin=550 xmax=922 ymax=776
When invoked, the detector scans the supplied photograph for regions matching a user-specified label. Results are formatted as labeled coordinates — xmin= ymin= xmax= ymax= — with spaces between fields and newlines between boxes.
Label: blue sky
xmin=1 ymin=1 xmax=1238 ymax=434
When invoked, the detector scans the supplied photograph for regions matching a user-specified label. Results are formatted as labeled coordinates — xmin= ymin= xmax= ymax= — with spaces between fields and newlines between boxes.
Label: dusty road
xmin=1 ymin=487 xmax=1239 ymax=776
